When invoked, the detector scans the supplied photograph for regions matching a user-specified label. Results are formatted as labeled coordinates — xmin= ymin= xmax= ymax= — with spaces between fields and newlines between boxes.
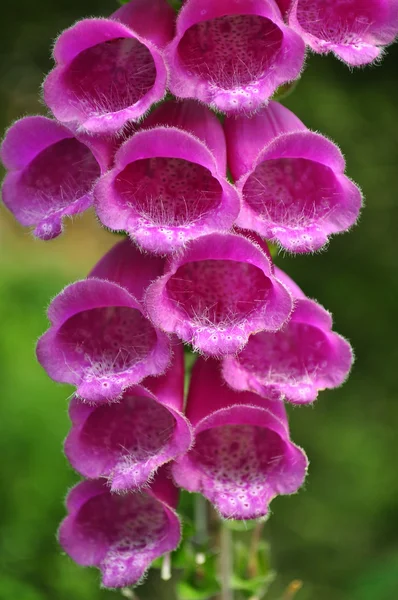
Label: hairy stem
xmin=247 ymin=521 xmax=265 ymax=578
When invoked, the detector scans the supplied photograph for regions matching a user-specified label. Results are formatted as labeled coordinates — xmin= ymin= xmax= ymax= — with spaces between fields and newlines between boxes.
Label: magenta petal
xmin=145 ymin=232 xmax=293 ymax=356
xmin=289 ymin=0 xmax=398 ymax=66
xmin=1 ymin=115 xmax=69 ymax=170
xmin=172 ymin=359 xmax=308 ymax=519
xmin=36 ymin=278 xmax=171 ymax=403
xmin=111 ymin=0 xmax=175 ymax=49
xmin=330 ymin=42 xmax=382 ymax=66
xmin=89 ymin=238 xmax=165 ymax=304
xmin=44 ymin=13 xmax=170 ymax=134
xmin=141 ymin=99 xmax=227 ymax=175
xmin=65 ymin=344 xmax=192 ymax=491
xmin=226 ymin=104 xmax=362 ymax=253
xmin=224 ymin=101 xmax=307 ymax=181
xmin=59 ymin=470 xmax=181 ymax=588
xmin=0 ymin=116 xmax=110 ymax=240
xmin=275 ymin=0 xmax=292 ymax=17
xmin=223 ymin=267 xmax=353 ymax=404
xmin=94 ymin=126 xmax=240 ymax=254
xmin=165 ymin=0 xmax=306 ymax=113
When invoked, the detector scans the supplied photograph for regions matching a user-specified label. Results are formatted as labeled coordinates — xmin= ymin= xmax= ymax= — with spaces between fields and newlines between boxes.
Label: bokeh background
xmin=1 ymin=1 xmax=398 ymax=599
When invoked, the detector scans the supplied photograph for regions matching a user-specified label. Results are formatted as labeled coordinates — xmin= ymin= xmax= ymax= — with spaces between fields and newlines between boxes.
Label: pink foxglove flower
xmin=0 ymin=116 xmax=111 ymax=240
xmin=59 ymin=469 xmax=181 ymax=588
xmin=224 ymin=101 xmax=362 ymax=253
xmin=145 ymin=231 xmax=293 ymax=355
xmin=65 ymin=343 xmax=193 ymax=491
xmin=172 ymin=358 xmax=308 ymax=519
xmin=94 ymin=100 xmax=240 ymax=254
xmin=289 ymin=0 xmax=398 ymax=66
xmin=43 ymin=0 xmax=174 ymax=134
xmin=36 ymin=239 xmax=170 ymax=403
xmin=165 ymin=0 xmax=305 ymax=113
xmin=223 ymin=267 xmax=353 ymax=404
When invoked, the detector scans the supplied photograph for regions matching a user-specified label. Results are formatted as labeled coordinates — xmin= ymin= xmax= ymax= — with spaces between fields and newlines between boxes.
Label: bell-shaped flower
xmin=165 ymin=0 xmax=306 ymax=114
xmin=0 ymin=116 xmax=112 ymax=240
xmin=94 ymin=100 xmax=240 ymax=254
xmin=36 ymin=238 xmax=170 ymax=403
xmin=172 ymin=358 xmax=308 ymax=519
xmin=288 ymin=0 xmax=398 ymax=66
xmin=223 ymin=267 xmax=353 ymax=404
xmin=145 ymin=231 xmax=293 ymax=355
xmin=224 ymin=101 xmax=362 ymax=253
xmin=65 ymin=343 xmax=193 ymax=491
xmin=43 ymin=0 xmax=174 ymax=134
xmin=59 ymin=468 xmax=181 ymax=588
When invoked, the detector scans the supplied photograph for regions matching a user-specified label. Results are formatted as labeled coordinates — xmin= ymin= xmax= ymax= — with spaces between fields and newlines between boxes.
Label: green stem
xmin=195 ymin=494 xmax=209 ymax=547
xmin=220 ymin=523 xmax=233 ymax=600
xmin=247 ymin=522 xmax=265 ymax=579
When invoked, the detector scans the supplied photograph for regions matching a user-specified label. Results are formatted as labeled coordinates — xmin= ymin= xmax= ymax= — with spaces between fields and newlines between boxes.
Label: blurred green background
xmin=1 ymin=2 xmax=398 ymax=599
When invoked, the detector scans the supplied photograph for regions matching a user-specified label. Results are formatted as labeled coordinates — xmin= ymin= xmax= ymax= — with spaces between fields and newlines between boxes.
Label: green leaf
xmin=177 ymin=580 xmax=220 ymax=600
xmin=231 ymin=573 xmax=276 ymax=599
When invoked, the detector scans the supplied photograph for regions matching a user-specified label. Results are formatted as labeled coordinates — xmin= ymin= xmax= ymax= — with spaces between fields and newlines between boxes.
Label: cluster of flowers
xmin=1 ymin=0 xmax=396 ymax=590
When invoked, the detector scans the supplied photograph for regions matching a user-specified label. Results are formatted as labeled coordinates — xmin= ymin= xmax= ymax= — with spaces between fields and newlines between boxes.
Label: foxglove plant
xmin=145 ymin=231 xmax=293 ymax=354
xmin=166 ymin=0 xmax=306 ymax=113
xmin=223 ymin=267 xmax=353 ymax=404
xmin=288 ymin=0 xmax=398 ymax=66
xmin=65 ymin=343 xmax=193 ymax=491
xmin=59 ymin=468 xmax=181 ymax=588
xmin=224 ymin=101 xmax=362 ymax=253
xmin=44 ymin=0 xmax=174 ymax=134
xmin=36 ymin=239 xmax=170 ymax=403
xmin=1 ymin=0 xmax=394 ymax=593
xmin=172 ymin=358 xmax=308 ymax=519
xmin=95 ymin=100 xmax=240 ymax=253
xmin=0 ymin=116 xmax=112 ymax=239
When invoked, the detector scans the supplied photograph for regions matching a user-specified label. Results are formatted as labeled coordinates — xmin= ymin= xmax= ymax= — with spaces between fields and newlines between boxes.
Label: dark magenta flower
xmin=145 ymin=231 xmax=293 ymax=355
xmin=275 ymin=0 xmax=292 ymax=17
xmin=165 ymin=0 xmax=305 ymax=113
xmin=59 ymin=468 xmax=181 ymax=588
xmin=224 ymin=101 xmax=362 ymax=253
xmin=36 ymin=239 xmax=170 ymax=403
xmin=94 ymin=100 xmax=240 ymax=254
xmin=289 ymin=0 xmax=398 ymax=66
xmin=65 ymin=343 xmax=193 ymax=491
xmin=223 ymin=266 xmax=353 ymax=404
xmin=43 ymin=0 xmax=174 ymax=134
xmin=0 ymin=116 xmax=111 ymax=240
xmin=172 ymin=358 xmax=308 ymax=519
